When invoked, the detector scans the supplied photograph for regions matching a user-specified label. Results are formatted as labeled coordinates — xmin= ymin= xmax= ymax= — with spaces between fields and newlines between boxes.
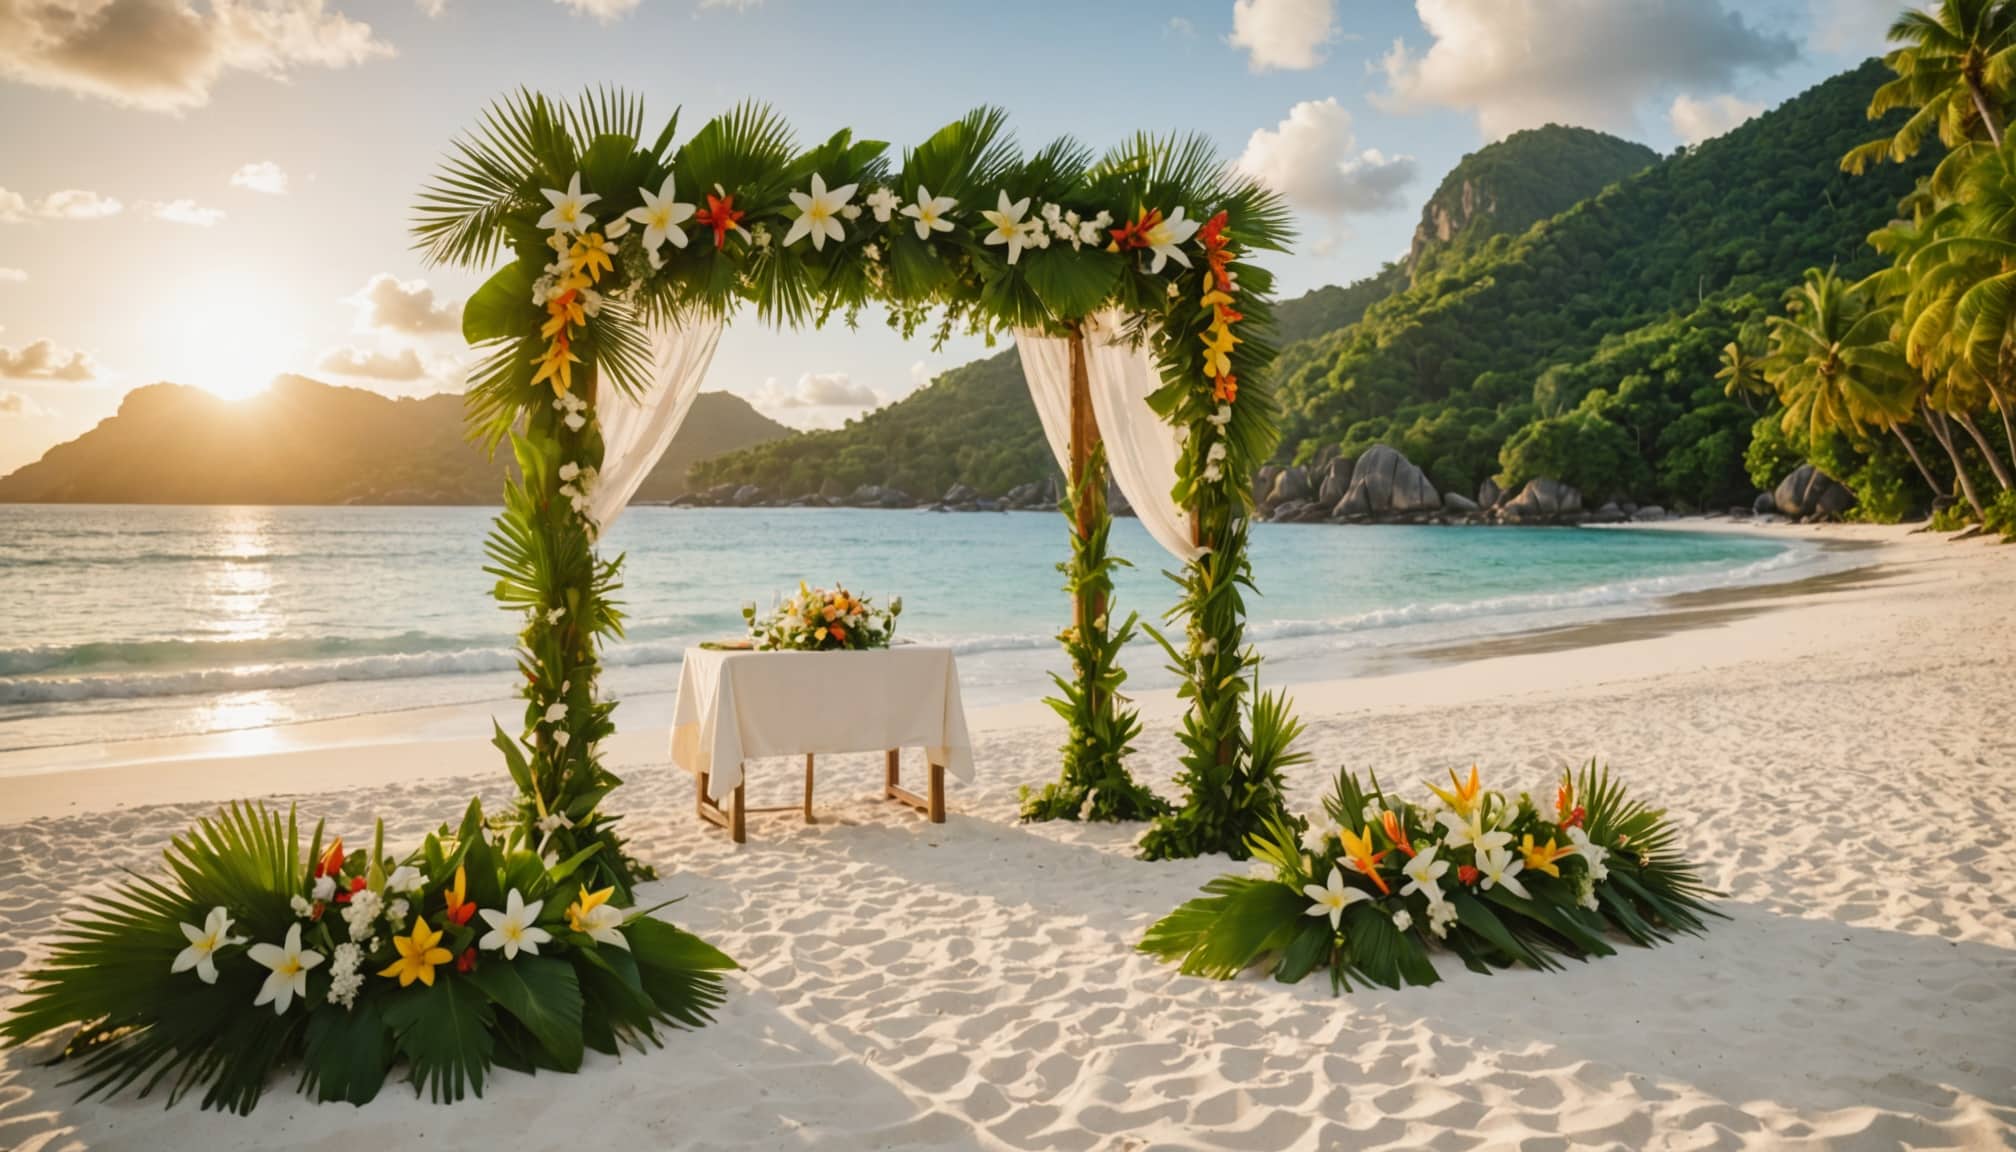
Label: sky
xmin=0 ymin=0 xmax=1902 ymax=475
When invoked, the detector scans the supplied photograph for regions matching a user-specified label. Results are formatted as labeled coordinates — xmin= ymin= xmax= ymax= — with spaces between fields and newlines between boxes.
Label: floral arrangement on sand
xmin=743 ymin=582 xmax=900 ymax=651
xmin=1141 ymin=762 xmax=1720 ymax=990
xmin=0 ymin=801 xmax=734 ymax=1114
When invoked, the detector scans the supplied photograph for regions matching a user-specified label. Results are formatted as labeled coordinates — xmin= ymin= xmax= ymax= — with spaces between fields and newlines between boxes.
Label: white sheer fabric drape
xmin=1012 ymin=326 xmax=1074 ymax=473
xmin=589 ymin=317 xmax=724 ymax=530
xmin=1012 ymin=313 xmax=1200 ymax=563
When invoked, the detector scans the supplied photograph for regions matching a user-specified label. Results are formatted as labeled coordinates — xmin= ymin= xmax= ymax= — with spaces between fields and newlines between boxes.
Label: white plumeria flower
xmin=783 ymin=173 xmax=859 ymax=252
xmin=981 ymin=191 xmax=1034 ymax=264
xmin=479 ymin=889 xmax=553 ymax=960
xmin=172 ymin=906 xmax=244 ymax=984
xmin=864 ymin=186 xmax=899 ymax=223
xmin=1142 ymin=205 xmax=1201 ymax=274
xmin=1439 ymin=809 xmax=1512 ymax=854
xmin=1476 ymin=845 xmax=1529 ymax=899
xmin=901 ymin=185 xmax=957 ymax=239
xmin=1400 ymin=843 xmax=1450 ymax=905
xmin=248 ymin=922 xmax=323 ymax=1015
xmin=1564 ymin=824 xmax=1609 ymax=881
xmin=1303 ymin=867 xmax=1370 ymax=931
xmin=387 ymin=865 xmax=426 ymax=895
xmin=538 ymin=172 xmax=599 ymax=235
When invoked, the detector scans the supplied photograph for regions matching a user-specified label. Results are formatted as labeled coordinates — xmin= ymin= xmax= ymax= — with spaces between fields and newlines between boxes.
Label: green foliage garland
xmin=0 ymin=801 xmax=733 ymax=1113
xmin=1020 ymin=443 xmax=1167 ymax=822
xmin=1142 ymin=762 xmax=1720 ymax=989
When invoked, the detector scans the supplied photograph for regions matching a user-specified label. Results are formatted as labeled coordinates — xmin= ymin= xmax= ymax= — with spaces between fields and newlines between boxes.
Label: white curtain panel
xmin=1083 ymin=313 xmax=1201 ymax=562
xmin=589 ymin=317 xmax=725 ymax=530
xmin=1012 ymin=325 xmax=1074 ymax=474
xmin=1012 ymin=314 xmax=1201 ymax=563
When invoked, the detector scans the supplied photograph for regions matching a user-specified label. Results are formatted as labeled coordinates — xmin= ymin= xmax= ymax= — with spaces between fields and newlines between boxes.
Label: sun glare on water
xmin=144 ymin=267 xmax=309 ymax=401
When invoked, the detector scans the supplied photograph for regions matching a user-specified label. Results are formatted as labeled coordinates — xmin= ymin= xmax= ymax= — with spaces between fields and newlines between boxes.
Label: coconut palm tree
xmin=1844 ymin=0 xmax=2016 ymax=187
xmin=1767 ymin=267 xmax=1948 ymax=501
xmin=1716 ymin=342 xmax=1770 ymax=412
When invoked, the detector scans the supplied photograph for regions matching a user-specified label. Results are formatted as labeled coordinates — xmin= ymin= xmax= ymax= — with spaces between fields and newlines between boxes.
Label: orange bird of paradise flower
xmin=1428 ymin=765 xmax=1483 ymax=817
xmin=1337 ymin=825 xmax=1392 ymax=895
xmin=1379 ymin=809 xmax=1415 ymax=857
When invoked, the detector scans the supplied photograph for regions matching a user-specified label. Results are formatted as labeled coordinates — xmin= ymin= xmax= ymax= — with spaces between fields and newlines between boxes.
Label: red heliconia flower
xmin=316 ymin=837 xmax=346 ymax=879
xmin=1562 ymin=806 xmax=1586 ymax=830
xmin=1108 ymin=207 xmax=1162 ymax=251
xmin=1458 ymin=864 xmax=1481 ymax=887
xmin=456 ymin=947 xmax=478 ymax=974
xmin=1198 ymin=209 xmax=1230 ymax=247
xmin=334 ymin=875 xmax=367 ymax=904
xmin=694 ymin=191 xmax=746 ymax=250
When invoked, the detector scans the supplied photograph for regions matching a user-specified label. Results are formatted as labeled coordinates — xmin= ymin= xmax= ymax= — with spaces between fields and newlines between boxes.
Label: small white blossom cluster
xmin=341 ymin=887 xmax=383 ymax=943
xmin=1426 ymin=897 xmax=1460 ymax=939
xmin=1202 ymin=440 xmax=1228 ymax=483
xmin=553 ymin=389 xmax=588 ymax=433
xmin=864 ymin=186 xmax=899 ymax=222
xmin=558 ymin=460 xmax=599 ymax=519
xmin=749 ymin=223 xmax=772 ymax=252
xmin=1038 ymin=202 xmax=1111 ymax=250
xmin=327 ymin=942 xmax=364 ymax=1010
xmin=289 ymin=894 xmax=314 ymax=918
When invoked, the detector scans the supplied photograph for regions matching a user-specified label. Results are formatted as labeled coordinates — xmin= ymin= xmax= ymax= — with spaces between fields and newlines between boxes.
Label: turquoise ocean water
xmin=0 ymin=505 xmax=1835 ymax=754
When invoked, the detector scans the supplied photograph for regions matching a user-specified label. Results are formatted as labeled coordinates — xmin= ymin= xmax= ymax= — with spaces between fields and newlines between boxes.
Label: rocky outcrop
xmin=1266 ymin=466 xmax=1312 ymax=509
xmin=1442 ymin=492 xmax=1479 ymax=515
xmin=1317 ymin=457 xmax=1356 ymax=508
xmin=1586 ymin=501 xmax=1626 ymax=524
xmin=1253 ymin=466 xmax=1282 ymax=508
xmin=1773 ymin=464 xmax=1855 ymax=520
xmin=943 ymin=483 xmax=977 ymax=505
xmin=1498 ymin=478 xmax=1583 ymax=524
xmin=1632 ymin=505 xmax=1666 ymax=522
xmin=1332 ymin=445 xmax=1440 ymax=520
xmin=1478 ymin=478 xmax=1503 ymax=509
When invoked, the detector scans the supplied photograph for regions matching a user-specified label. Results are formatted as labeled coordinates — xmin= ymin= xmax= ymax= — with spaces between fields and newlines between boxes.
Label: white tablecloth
xmin=671 ymin=647 xmax=976 ymax=803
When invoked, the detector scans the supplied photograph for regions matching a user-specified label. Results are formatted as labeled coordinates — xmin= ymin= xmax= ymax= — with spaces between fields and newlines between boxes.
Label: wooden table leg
xmin=929 ymin=762 xmax=945 ymax=824
xmin=804 ymin=754 xmax=815 ymax=824
xmin=885 ymin=748 xmax=900 ymax=792
xmin=885 ymin=749 xmax=946 ymax=824
xmin=731 ymin=780 xmax=746 ymax=844
xmin=696 ymin=771 xmax=710 ymax=821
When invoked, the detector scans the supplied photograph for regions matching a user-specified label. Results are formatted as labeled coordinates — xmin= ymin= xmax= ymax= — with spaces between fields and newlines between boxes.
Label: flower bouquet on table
xmin=742 ymin=581 xmax=901 ymax=651
xmin=0 ymin=799 xmax=734 ymax=1114
xmin=1140 ymin=761 xmax=1721 ymax=991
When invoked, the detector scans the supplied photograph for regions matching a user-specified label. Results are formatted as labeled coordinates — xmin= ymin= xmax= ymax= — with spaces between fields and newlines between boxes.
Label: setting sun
xmin=142 ymin=266 xmax=307 ymax=401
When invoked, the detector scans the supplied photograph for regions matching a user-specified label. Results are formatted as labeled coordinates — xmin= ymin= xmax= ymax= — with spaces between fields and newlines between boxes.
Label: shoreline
xmin=0 ymin=521 xmax=1936 ymax=823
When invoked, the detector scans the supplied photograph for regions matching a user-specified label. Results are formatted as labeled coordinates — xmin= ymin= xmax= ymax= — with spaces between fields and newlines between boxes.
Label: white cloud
xmin=1376 ymin=0 xmax=1795 ymax=139
xmin=1809 ymin=0 xmax=1904 ymax=55
xmin=0 ymin=390 xmax=45 ymax=416
xmin=1167 ymin=15 xmax=1197 ymax=38
xmin=0 ymin=0 xmax=394 ymax=112
xmin=0 ymin=268 xmax=25 ymax=282
xmin=348 ymin=274 xmax=461 ymax=335
xmin=145 ymin=198 xmax=225 ymax=226
xmin=229 ymin=161 xmax=289 ymax=194
xmin=1238 ymin=99 xmax=1418 ymax=219
xmin=0 ymin=188 xmax=26 ymax=223
xmin=754 ymin=371 xmax=884 ymax=426
xmin=1669 ymin=93 xmax=1764 ymax=144
xmin=320 ymin=346 xmax=424 ymax=380
xmin=1231 ymin=0 xmax=1336 ymax=71
xmin=32 ymin=189 xmax=124 ymax=220
xmin=557 ymin=0 xmax=642 ymax=20
xmin=0 ymin=338 xmax=95 ymax=382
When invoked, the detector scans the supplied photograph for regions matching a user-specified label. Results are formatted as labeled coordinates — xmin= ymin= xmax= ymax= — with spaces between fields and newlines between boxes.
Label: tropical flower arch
xmin=413 ymin=92 xmax=1303 ymax=879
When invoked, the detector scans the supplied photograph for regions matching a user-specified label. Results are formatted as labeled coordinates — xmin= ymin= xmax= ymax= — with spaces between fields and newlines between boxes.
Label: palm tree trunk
xmin=1889 ymin=419 xmax=1942 ymax=495
xmin=1954 ymin=410 xmax=2014 ymax=489
xmin=1969 ymin=78 xmax=2005 ymax=147
xmin=1923 ymin=404 xmax=1987 ymax=518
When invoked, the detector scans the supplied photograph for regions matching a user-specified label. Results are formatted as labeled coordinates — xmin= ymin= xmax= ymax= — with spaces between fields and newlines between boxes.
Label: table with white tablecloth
xmin=669 ymin=646 xmax=975 ymax=842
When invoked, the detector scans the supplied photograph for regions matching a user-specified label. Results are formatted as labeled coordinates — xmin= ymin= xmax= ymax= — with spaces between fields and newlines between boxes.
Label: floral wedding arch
xmin=411 ymin=91 xmax=1303 ymax=880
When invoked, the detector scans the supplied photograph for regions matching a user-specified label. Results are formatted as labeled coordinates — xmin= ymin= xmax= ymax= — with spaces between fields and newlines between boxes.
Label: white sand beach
xmin=3 ymin=522 xmax=2012 ymax=1151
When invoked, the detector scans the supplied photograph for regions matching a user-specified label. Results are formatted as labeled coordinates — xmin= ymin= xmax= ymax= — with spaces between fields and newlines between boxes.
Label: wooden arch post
xmin=1067 ymin=321 xmax=1104 ymax=668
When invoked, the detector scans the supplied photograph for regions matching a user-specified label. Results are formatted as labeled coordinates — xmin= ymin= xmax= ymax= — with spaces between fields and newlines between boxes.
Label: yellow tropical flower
xmin=542 ymin=292 xmax=587 ymax=339
xmin=1427 ymin=765 xmax=1483 ymax=818
xmin=569 ymin=232 xmax=616 ymax=281
xmin=1521 ymin=833 xmax=1573 ymax=878
xmin=565 ymin=884 xmax=614 ymax=932
xmin=531 ymin=341 xmax=580 ymax=396
xmin=379 ymin=916 xmax=453 ymax=987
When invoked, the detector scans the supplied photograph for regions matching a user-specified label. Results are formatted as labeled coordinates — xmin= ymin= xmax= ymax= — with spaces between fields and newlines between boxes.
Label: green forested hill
xmin=1407 ymin=124 xmax=1658 ymax=277
xmin=1277 ymin=58 xmax=1930 ymax=507
xmin=697 ymin=59 xmax=1924 ymax=510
